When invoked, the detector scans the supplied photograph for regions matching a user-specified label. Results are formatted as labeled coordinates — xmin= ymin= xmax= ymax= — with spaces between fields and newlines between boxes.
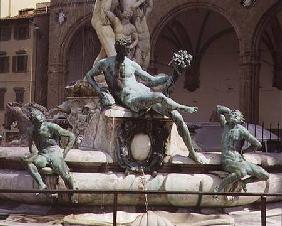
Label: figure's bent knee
xmin=59 ymin=169 xmax=71 ymax=179
xmin=236 ymin=169 xmax=247 ymax=178
xmin=262 ymin=173 xmax=270 ymax=181
xmin=252 ymin=164 xmax=270 ymax=181
xmin=258 ymin=170 xmax=270 ymax=181
xmin=171 ymin=110 xmax=182 ymax=118
xmin=152 ymin=92 xmax=165 ymax=102
xmin=63 ymin=173 xmax=72 ymax=180
xmin=171 ymin=110 xmax=184 ymax=123
xmin=28 ymin=163 xmax=37 ymax=169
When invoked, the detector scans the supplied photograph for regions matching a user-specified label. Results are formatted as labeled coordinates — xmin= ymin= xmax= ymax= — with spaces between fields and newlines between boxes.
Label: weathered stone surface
xmin=63 ymin=211 xmax=235 ymax=226
xmin=0 ymin=213 xmax=62 ymax=226
xmin=0 ymin=202 xmax=282 ymax=226
xmin=0 ymin=148 xmax=113 ymax=165
xmin=79 ymin=107 xmax=102 ymax=150
xmin=90 ymin=107 xmax=173 ymax=172
xmin=165 ymin=173 xmax=270 ymax=207
xmin=1 ymin=147 xmax=282 ymax=169
xmin=0 ymin=170 xmax=281 ymax=207
xmin=131 ymin=211 xmax=174 ymax=226
xmin=103 ymin=106 xmax=140 ymax=118
xmin=227 ymin=202 xmax=282 ymax=226
xmin=157 ymin=212 xmax=234 ymax=226
xmin=65 ymin=80 xmax=98 ymax=97
xmin=170 ymin=151 xmax=282 ymax=167
xmin=64 ymin=212 xmax=139 ymax=226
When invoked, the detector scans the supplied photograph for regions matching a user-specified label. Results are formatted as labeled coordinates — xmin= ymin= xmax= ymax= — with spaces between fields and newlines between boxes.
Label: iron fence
xmin=245 ymin=122 xmax=281 ymax=152
xmin=0 ymin=189 xmax=281 ymax=226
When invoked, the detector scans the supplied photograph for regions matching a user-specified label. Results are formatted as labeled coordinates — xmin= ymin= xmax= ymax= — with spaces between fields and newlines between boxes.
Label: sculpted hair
xmin=26 ymin=108 xmax=45 ymax=121
xmin=231 ymin=110 xmax=245 ymax=124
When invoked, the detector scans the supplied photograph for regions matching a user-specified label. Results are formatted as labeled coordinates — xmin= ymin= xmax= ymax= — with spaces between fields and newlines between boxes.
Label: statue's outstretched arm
xmin=216 ymin=105 xmax=231 ymax=114
xmin=49 ymin=123 xmax=76 ymax=158
xmin=85 ymin=60 xmax=104 ymax=94
xmin=134 ymin=64 xmax=170 ymax=87
xmin=216 ymin=105 xmax=230 ymax=126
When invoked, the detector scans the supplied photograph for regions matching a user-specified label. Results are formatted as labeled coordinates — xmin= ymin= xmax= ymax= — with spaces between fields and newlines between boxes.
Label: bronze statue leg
xmin=170 ymin=110 xmax=197 ymax=160
xmin=217 ymin=161 xmax=269 ymax=192
xmin=128 ymin=92 xmax=191 ymax=113
xmin=48 ymin=152 xmax=77 ymax=203
xmin=242 ymin=163 xmax=269 ymax=184
xmin=94 ymin=47 xmax=107 ymax=65
xmin=216 ymin=161 xmax=246 ymax=192
xmin=27 ymin=155 xmax=48 ymax=190
xmin=49 ymin=156 xmax=75 ymax=190
xmin=152 ymin=105 xmax=206 ymax=164
xmin=215 ymin=172 xmax=244 ymax=192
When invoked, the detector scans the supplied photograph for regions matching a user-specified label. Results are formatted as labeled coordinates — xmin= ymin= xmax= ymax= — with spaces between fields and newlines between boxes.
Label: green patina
xmin=23 ymin=108 xmax=76 ymax=199
xmin=215 ymin=105 xmax=269 ymax=193
xmin=85 ymin=40 xmax=206 ymax=164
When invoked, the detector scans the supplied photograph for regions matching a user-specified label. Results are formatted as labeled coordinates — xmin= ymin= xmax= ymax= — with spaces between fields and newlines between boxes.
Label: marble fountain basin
xmin=0 ymin=148 xmax=282 ymax=207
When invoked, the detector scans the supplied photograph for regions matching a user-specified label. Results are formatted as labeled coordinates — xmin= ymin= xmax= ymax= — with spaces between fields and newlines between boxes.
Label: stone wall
xmin=47 ymin=0 xmax=282 ymax=123
xmin=34 ymin=13 xmax=50 ymax=106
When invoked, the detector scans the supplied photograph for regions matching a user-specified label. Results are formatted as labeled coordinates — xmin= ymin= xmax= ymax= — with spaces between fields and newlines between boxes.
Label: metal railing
xmin=0 ymin=189 xmax=282 ymax=226
xmin=245 ymin=122 xmax=281 ymax=152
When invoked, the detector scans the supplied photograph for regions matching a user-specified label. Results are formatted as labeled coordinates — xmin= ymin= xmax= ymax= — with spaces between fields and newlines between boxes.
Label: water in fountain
xmin=140 ymin=168 xmax=149 ymax=212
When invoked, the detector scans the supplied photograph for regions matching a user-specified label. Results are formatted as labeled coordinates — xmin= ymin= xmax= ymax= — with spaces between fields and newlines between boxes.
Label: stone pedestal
xmin=83 ymin=106 xmax=173 ymax=172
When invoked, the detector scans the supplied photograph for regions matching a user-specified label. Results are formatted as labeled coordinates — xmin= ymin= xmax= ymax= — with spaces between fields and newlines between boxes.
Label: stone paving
xmin=0 ymin=201 xmax=281 ymax=226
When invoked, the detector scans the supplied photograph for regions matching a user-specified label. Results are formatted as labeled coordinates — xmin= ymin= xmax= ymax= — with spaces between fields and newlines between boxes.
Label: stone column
xmin=273 ymin=51 xmax=282 ymax=89
xmin=0 ymin=88 xmax=7 ymax=110
xmin=239 ymin=51 xmax=261 ymax=123
xmin=271 ymin=17 xmax=282 ymax=90
xmin=47 ymin=63 xmax=64 ymax=108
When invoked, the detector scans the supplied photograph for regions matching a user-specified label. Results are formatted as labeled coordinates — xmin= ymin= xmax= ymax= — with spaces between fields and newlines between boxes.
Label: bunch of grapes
xmin=169 ymin=50 xmax=192 ymax=72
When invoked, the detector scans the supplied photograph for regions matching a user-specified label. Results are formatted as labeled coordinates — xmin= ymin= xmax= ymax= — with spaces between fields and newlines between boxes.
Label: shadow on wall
xmin=189 ymin=122 xmax=281 ymax=152
xmin=154 ymin=8 xmax=239 ymax=122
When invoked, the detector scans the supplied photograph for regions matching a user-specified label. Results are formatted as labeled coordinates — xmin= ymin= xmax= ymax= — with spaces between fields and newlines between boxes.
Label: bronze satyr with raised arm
xmin=23 ymin=107 xmax=76 ymax=201
xmin=215 ymin=105 xmax=269 ymax=193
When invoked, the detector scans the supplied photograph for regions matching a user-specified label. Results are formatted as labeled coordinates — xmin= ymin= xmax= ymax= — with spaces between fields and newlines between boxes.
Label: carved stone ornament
xmin=65 ymin=80 xmax=97 ymax=98
xmin=115 ymin=117 xmax=172 ymax=173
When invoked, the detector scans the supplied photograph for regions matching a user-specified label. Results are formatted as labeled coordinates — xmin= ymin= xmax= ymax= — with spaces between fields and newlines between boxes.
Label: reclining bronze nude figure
xmin=85 ymin=39 xmax=207 ymax=164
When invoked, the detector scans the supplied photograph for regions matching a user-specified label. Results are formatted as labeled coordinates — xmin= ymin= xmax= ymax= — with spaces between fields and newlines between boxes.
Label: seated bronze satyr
xmin=214 ymin=105 xmax=269 ymax=194
xmin=22 ymin=107 xmax=77 ymax=202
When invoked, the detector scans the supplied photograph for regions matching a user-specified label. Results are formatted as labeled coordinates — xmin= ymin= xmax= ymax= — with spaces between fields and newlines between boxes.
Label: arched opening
xmin=250 ymin=1 xmax=282 ymax=127
xmin=65 ymin=21 xmax=101 ymax=85
xmin=153 ymin=8 xmax=239 ymax=122
xmin=258 ymin=10 xmax=282 ymax=126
